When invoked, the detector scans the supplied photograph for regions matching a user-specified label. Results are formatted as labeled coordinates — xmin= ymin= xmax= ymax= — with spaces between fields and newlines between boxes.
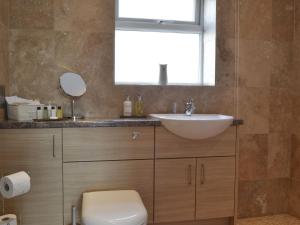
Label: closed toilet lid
xmin=82 ymin=190 xmax=147 ymax=225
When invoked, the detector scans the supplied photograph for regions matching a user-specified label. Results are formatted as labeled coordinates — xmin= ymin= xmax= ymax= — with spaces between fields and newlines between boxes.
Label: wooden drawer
xmin=63 ymin=127 xmax=154 ymax=162
xmin=155 ymin=127 xmax=236 ymax=158
xmin=63 ymin=160 xmax=154 ymax=224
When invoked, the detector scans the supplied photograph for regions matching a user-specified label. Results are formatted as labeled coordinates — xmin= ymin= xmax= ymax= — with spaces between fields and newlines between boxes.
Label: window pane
xmin=118 ymin=0 xmax=197 ymax=22
xmin=115 ymin=30 xmax=201 ymax=85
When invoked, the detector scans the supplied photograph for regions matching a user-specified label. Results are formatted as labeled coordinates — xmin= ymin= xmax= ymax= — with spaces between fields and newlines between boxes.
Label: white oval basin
xmin=150 ymin=114 xmax=234 ymax=140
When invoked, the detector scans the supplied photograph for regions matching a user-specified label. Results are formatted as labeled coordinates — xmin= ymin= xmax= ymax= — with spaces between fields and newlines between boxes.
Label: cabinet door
xmin=154 ymin=159 xmax=196 ymax=223
xmin=0 ymin=129 xmax=63 ymax=225
xmin=196 ymin=157 xmax=235 ymax=220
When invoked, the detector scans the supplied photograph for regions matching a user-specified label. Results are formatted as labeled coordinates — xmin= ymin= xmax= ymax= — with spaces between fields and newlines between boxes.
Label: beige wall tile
xmin=291 ymin=134 xmax=300 ymax=180
xmin=217 ymin=0 xmax=236 ymax=39
xmin=239 ymin=0 xmax=272 ymax=41
xmin=268 ymin=133 xmax=291 ymax=179
xmin=289 ymin=179 xmax=300 ymax=217
xmin=271 ymin=41 xmax=293 ymax=89
xmin=0 ymin=0 xmax=9 ymax=28
xmin=8 ymin=30 xmax=63 ymax=103
xmin=0 ymin=25 xmax=9 ymax=53
xmin=10 ymin=0 xmax=54 ymax=29
xmin=272 ymin=0 xmax=294 ymax=42
xmin=0 ymin=52 xmax=8 ymax=88
xmin=239 ymin=134 xmax=268 ymax=181
xmin=294 ymin=1 xmax=300 ymax=42
xmin=266 ymin=178 xmax=289 ymax=214
xmin=238 ymin=87 xmax=270 ymax=134
xmin=215 ymin=38 xmax=236 ymax=87
xmin=269 ymin=88 xmax=293 ymax=133
xmin=238 ymin=178 xmax=290 ymax=218
xmin=238 ymin=180 xmax=268 ymax=218
xmin=238 ymin=40 xmax=272 ymax=88
xmin=54 ymin=0 xmax=114 ymax=33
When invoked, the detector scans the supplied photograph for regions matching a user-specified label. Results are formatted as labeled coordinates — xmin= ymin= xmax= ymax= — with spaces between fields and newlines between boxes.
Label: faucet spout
xmin=184 ymin=98 xmax=196 ymax=116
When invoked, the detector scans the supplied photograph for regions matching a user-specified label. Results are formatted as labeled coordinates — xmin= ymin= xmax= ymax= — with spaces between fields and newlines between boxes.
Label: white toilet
xmin=81 ymin=190 xmax=148 ymax=225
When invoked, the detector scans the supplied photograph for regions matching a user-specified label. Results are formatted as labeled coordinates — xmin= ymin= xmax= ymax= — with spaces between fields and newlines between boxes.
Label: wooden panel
xmin=155 ymin=127 xmax=236 ymax=158
xmin=196 ymin=157 xmax=235 ymax=220
xmin=155 ymin=159 xmax=196 ymax=223
xmin=63 ymin=127 xmax=154 ymax=162
xmin=63 ymin=160 xmax=154 ymax=225
xmin=0 ymin=129 xmax=63 ymax=225
xmin=153 ymin=217 xmax=230 ymax=225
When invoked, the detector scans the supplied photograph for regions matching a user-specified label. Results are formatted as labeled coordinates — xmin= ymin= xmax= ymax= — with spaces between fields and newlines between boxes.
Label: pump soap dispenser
xmin=134 ymin=95 xmax=144 ymax=117
xmin=123 ymin=96 xmax=132 ymax=117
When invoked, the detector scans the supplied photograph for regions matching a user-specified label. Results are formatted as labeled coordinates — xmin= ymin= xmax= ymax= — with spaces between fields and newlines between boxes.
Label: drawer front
xmin=155 ymin=127 xmax=236 ymax=158
xmin=63 ymin=127 xmax=154 ymax=162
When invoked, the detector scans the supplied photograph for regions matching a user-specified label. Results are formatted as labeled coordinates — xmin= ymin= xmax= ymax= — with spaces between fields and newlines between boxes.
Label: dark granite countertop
xmin=0 ymin=117 xmax=243 ymax=129
xmin=0 ymin=118 xmax=161 ymax=129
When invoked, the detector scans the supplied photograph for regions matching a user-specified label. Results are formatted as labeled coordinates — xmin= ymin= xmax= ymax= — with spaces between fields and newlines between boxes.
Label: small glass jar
xmin=36 ymin=106 xmax=43 ymax=120
xmin=43 ymin=106 xmax=48 ymax=119
xmin=50 ymin=106 xmax=57 ymax=119
xmin=56 ymin=106 xmax=63 ymax=119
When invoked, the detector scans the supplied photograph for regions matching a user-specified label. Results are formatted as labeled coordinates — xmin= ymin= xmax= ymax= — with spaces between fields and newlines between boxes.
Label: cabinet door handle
xmin=200 ymin=164 xmax=205 ymax=185
xmin=132 ymin=131 xmax=141 ymax=140
xmin=52 ymin=135 xmax=56 ymax=158
xmin=187 ymin=164 xmax=192 ymax=185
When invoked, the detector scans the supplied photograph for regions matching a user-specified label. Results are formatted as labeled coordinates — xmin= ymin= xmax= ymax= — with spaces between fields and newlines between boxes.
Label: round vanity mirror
xmin=59 ymin=72 xmax=87 ymax=121
xmin=59 ymin=72 xmax=87 ymax=97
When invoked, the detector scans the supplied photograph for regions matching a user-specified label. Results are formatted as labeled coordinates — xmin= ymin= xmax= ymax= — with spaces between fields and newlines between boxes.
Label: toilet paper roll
xmin=0 ymin=171 xmax=30 ymax=199
xmin=0 ymin=214 xmax=17 ymax=225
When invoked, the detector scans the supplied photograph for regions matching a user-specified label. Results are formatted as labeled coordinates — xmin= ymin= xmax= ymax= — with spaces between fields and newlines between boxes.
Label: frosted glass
xmin=118 ymin=0 xmax=196 ymax=22
xmin=115 ymin=30 xmax=201 ymax=85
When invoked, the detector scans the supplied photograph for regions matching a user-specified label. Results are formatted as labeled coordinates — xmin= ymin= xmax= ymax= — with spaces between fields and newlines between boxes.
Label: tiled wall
xmin=0 ymin=0 xmax=9 ymax=91
xmin=290 ymin=0 xmax=300 ymax=218
xmin=5 ymin=0 xmax=236 ymax=118
xmin=0 ymin=0 xmax=9 ymax=215
xmin=0 ymin=0 xmax=298 ymax=220
xmin=237 ymin=0 xmax=294 ymax=218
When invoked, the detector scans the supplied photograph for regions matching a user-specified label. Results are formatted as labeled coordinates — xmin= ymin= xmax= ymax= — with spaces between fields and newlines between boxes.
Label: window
xmin=115 ymin=0 xmax=216 ymax=86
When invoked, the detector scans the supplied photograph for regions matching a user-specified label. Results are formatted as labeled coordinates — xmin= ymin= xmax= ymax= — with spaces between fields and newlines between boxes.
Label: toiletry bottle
xmin=43 ymin=106 xmax=48 ymax=119
xmin=159 ymin=64 xmax=168 ymax=85
xmin=56 ymin=106 xmax=63 ymax=119
xmin=123 ymin=96 xmax=132 ymax=117
xmin=134 ymin=95 xmax=144 ymax=117
xmin=36 ymin=106 xmax=43 ymax=120
xmin=47 ymin=103 xmax=52 ymax=118
xmin=50 ymin=106 xmax=57 ymax=119
xmin=172 ymin=102 xmax=177 ymax=114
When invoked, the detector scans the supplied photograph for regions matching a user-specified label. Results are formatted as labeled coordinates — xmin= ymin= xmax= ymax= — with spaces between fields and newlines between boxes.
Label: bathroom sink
xmin=150 ymin=114 xmax=234 ymax=140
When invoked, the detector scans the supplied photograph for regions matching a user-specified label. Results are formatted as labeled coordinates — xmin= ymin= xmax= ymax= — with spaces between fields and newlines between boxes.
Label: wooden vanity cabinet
xmin=196 ymin=157 xmax=235 ymax=220
xmin=154 ymin=157 xmax=236 ymax=223
xmin=0 ymin=126 xmax=236 ymax=225
xmin=0 ymin=129 xmax=63 ymax=225
xmin=154 ymin=158 xmax=196 ymax=223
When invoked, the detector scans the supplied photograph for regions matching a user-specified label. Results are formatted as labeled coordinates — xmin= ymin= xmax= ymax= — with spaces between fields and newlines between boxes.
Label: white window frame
xmin=115 ymin=0 xmax=209 ymax=86
xmin=116 ymin=0 xmax=203 ymax=34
